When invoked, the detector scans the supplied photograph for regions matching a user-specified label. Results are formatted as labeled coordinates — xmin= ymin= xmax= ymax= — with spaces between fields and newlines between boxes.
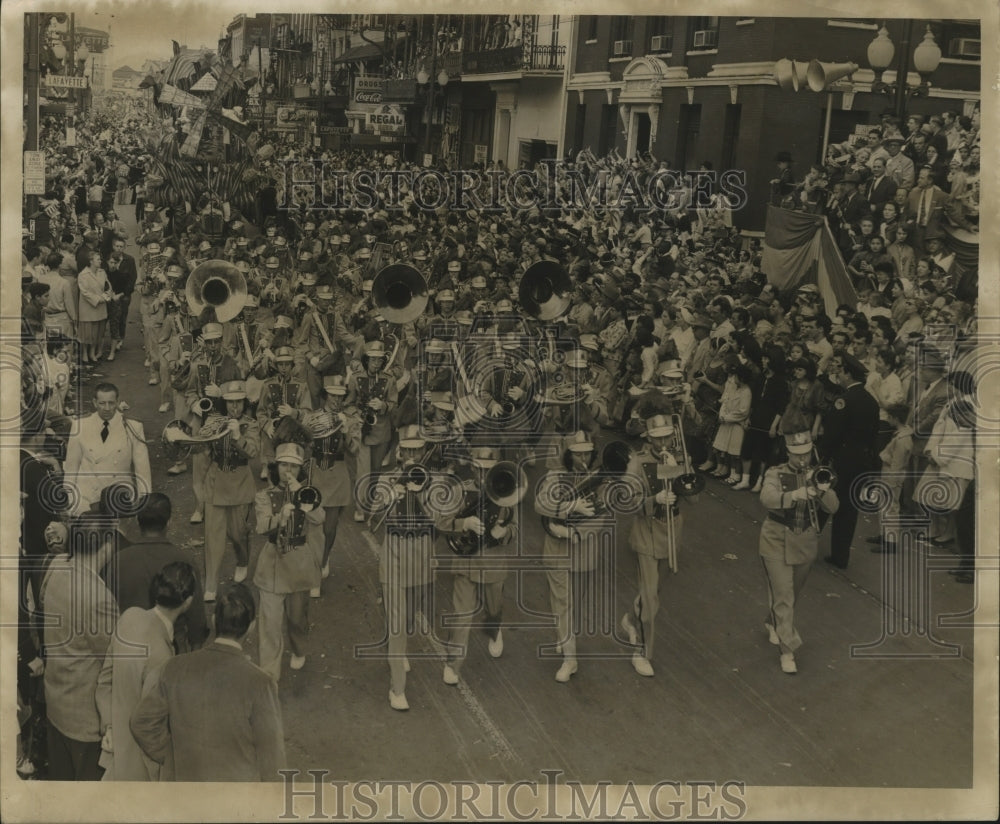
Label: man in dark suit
xmin=129 ymin=584 xmax=286 ymax=781
xmin=839 ymin=173 xmax=872 ymax=227
xmin=102 ymin=493 xmax=207 ymax=653
xmin=819 ymin=353 xmax=880 ymax=569
xmin=104 ymin=236 xmax=138 ymax=360
xmin=865 ymin=158 xmax=897 ymax=213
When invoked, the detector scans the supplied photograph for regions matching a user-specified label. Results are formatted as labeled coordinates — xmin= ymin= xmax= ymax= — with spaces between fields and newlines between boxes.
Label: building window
xmin=610 ymin=17 xmax=634 ymax=58
xmin=721 ymin=104 xmax=741 ymax=171
xmin=675 ymin=104 xmax=701 ymax=170
xmin=586 ymin=16 xmax=599 ymax=41
xmin=688 ymin=17 xmax=719 ymax=51
xmin=929 ymin=19 xmax=981 ymax=61
xmin=648 ymin=17 xmax=672 ymax=54
xmin=599 ymin=103 xmax=619 ymax=155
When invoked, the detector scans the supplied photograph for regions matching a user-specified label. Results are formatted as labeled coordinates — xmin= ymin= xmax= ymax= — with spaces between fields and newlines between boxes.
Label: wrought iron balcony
xmin=462 ymin=44 xmax=565 ymax=75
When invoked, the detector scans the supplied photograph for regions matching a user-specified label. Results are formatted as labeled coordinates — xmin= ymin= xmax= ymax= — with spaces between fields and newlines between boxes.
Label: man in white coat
xmin=64 ymin=382 xmax=152 ymax=514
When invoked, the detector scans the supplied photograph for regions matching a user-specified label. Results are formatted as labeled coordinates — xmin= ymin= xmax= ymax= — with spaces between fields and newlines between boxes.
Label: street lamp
xmin=866 ymin=22 xmax=942 ymax=120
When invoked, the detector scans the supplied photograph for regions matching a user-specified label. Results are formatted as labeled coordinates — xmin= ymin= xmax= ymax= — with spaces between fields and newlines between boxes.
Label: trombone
xmin=652 ymin=416 xmax=705 ymax=573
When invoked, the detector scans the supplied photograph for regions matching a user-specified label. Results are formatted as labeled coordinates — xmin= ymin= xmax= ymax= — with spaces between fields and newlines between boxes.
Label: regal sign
xmin=366 ymin=104 xmax=405 ymax=131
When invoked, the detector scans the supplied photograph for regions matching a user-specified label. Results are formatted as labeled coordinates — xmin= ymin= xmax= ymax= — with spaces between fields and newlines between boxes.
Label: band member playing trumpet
xmin=758 ymin=431 xmax=839 ymax=674
xmin=257 ymin=346 xmax=313 ymax=479
xmin=347 ymin=340 xmax=398 ymax=522
xmin=171 ymin=322 xmax=242 ymax=524
xmin=621 ymin=414 xmax=700 ymax=678
xmin=253 ymin=442 xmax=324 ymax=680
xmin=440 ymin=448 xmax=520 ymax=686
xmin=203 ymin=381 xmax=260 ymax=601
xmin=310 ymin=375 xmax=363 ymax=584
xmin=372 ymin=425 xmax=447 ymax=711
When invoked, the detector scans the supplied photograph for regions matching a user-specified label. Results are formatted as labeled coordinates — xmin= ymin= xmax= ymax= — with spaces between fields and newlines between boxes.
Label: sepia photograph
xmin=2 ymin=0 xmax=996 ymax=820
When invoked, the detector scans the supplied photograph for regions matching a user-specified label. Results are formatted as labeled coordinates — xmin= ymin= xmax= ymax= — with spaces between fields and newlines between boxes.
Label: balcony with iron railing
xmin=462 ymin=43 xmax=566 ymax=75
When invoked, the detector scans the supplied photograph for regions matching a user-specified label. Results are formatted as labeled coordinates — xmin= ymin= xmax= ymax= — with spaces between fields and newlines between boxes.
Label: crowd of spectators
xmin=17 ymin=90 xmax=981 ymax=780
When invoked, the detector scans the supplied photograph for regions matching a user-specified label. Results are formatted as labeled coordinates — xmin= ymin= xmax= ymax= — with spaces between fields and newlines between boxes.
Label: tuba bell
xmin=484 ymin=461 xmax=528 ymax=507
xmin=185 ymin=260 xmax=248 ymax=323
xmin=518 ymin=261 xmax=572 ymax=321
xmin=371 ymin=264 xmax=429 ymax=324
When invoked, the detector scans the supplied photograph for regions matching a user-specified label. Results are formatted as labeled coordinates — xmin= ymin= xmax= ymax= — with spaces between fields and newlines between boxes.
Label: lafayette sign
xmin=45 ymin=74 xmax=88 ymax=89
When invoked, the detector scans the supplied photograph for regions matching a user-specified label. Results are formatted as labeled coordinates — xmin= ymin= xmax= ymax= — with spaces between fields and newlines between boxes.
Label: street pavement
xmin=82 ymin=206 xmax=975 ymax=789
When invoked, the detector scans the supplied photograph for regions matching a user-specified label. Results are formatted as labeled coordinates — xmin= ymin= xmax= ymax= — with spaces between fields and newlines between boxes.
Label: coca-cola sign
xmin=355 ymin=90 xmax=383 ymax=104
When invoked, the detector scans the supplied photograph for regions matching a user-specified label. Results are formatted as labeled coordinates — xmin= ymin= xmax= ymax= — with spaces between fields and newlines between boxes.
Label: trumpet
xmin=804 ymin=464 xmax=837 ymax=532
xmin=365 ymin=463 xmax=433 ymax=533
xmin=276 ymin=484 xmax=324 ymax=555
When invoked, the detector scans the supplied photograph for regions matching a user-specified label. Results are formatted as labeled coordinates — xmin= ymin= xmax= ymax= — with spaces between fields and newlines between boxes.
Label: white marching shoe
xmin=442 ymin=665 xmax=459 ymax=685
xmin=555 ymin=659 xmax=578 ymax=683
xmin=488 ymin=629 xmax=504 ymax=659
xmin=631 ymin=655 xmax=654 ymax=677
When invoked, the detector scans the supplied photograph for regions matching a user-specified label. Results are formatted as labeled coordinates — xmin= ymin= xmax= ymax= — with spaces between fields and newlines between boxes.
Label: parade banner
xmin=761 ymin=205 xmax=856 ymax=316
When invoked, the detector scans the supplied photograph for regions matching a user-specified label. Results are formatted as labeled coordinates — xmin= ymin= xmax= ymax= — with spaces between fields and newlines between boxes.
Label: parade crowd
xmin=17 ymin=91 xmax=979 ymax=781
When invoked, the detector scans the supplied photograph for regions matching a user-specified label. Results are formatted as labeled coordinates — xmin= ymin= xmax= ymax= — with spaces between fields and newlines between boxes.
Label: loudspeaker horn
xmin=774 ymin=59 xmax=811 ymax=92
xmin=806 ymin=60 xmax=859 ymax=92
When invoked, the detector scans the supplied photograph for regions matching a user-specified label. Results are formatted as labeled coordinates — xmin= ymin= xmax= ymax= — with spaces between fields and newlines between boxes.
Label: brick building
xmin=563 ymin=16 xmax=980 ymax=229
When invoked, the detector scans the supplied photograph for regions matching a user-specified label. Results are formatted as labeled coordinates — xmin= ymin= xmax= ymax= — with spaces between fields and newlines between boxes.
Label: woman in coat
xmin=77 ymin=250 xmax=117 ymax=364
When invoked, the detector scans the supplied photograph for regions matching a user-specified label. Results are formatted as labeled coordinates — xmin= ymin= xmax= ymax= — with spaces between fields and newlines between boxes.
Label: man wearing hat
xmin=818 ymin=353 xmax=879 ymax=569
xmin=534 ymin=430 xmax=614 ymax=683
xmin=299 ymin=283 xmax=353 ymax=405
xmin=348 ymin=339 xmax=399 ymax=522
xmin=758 ymin=430 xmax=839 ymax=673
xmin=369 ymin=424 xmax=449 ymax=711
xmin=138 ymin=240 xmax=167 ymax=377
xmin=621 ymin=414 xmax=699 ymax=677
xmin=309 ymin=374 xmax=363 ymax=582
xmin=439 ymin=447 xmax=517 ymax=686
xmin=253 ymin=441 xmax=323 ymax=679
xmin=257 ymin=346 xmax=313 ymax=478
xmin=201 ymin=381 xmax=260 ymax=600
xmin=883 ymin=136 xmax=915 ymax=190
xmin=170 ymin=321 xmax=243 ymax=515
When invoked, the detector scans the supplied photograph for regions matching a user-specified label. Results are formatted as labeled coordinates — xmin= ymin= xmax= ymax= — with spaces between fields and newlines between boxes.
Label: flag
xmin=760 ymin=205 xmax=857 ymax=316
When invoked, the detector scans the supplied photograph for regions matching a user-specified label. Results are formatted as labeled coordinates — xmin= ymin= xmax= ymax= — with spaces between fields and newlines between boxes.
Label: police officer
xmin=819 ymin=352 xmax=879 ymax=569
xmin=758 ymin=431 xmax=839 ymax=673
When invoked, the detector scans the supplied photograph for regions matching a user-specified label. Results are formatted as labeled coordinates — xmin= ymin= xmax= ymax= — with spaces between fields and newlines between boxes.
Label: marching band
xmin=141 ymin=237 xmax=716 ymax=708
